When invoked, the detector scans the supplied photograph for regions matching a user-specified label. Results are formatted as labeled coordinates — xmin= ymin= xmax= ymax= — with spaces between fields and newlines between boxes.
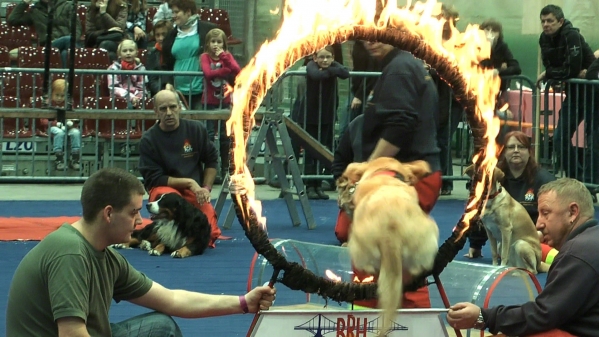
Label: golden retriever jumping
xmin=339 ymin=157 xmax=439 ymax=336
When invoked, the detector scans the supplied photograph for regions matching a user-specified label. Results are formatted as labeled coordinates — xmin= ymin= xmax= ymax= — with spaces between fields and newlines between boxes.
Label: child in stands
xmin=146 ymin=20 xmax=173 ymax=96
xmin=42 ymin=79 xmax=82 ymax=170
xmin=106 ymin=39 xmax=148 ymax=107
xmin=200 ymin=28 xmax=240 ymax=182
xmin=294 ymin=46 xmax=349 ymax=199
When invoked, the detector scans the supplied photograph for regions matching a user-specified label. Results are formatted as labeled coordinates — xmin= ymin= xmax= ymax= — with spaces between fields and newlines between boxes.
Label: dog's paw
xmin=171 ymin=251 xmax=183 ymax=258
xmin=148 ymin=249 xmax=162 ymax=256
xmin=139 ymin=240 xmax=151 ymax=251
xmin=110 ymin=243 xmax=130 ymax=249
xmin=171 ymin=248 xmax=192 ymax=258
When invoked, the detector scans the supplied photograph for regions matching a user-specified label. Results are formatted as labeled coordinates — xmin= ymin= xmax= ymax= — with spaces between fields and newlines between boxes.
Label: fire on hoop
xmin=227 ymin=0 xmax=502 ymax=302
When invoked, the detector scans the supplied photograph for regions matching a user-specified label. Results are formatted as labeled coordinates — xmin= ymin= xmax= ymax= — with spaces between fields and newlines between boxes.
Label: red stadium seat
xmin=198 ymin=8 xmax=242 ymax=45
xmin=17 ymin=46 xmax=62 ymax=68
xmin=1 ymin=72 xmax=41 ymax=100
xmin=0 ymin=24 xmax=34 ymax=50
xmin=0 ymin=96 xmax=33 ymax=138
xmin=73 ymin=48 xmax=111 ymax=69
xmin=0 ymin=45 xmax=10 ymax=67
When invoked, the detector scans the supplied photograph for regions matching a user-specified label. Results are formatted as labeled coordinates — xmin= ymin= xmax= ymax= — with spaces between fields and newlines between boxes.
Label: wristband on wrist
xmin=239 ymin=295 xmax=249 ymax=314
xmin=203 ymin=185 xmax=212 ymax=192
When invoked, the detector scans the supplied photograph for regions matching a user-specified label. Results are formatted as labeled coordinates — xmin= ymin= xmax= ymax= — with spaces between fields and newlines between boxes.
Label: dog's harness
xmin=343 ymin=170 xmax=408 ymax=218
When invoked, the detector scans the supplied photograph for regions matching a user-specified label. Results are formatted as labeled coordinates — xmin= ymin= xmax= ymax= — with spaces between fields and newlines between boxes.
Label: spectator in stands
xmin=480 ymin=19 xmax=522 ymax=90
xmin=42 ymin=79 xmax=82 ymax=170
xmin=293 ymin=46 xmax=349 ymax=200
xmin=479 ymin=18 xmax=522 ymax=143
xmin=161 ymin=0 xmax=217 ymax=109
xmin=448 ymin=178 xmax=599 ymax=337
xmin=536 ymin=5 xmax=597 ymax=184
xmin=146 ymin=20 xmax=173 ymax=96
xmin=6 ymin=167 xmax=276 ymax=336
xmin=200 ymin=28 xmax=241 ymax=183
xmin=465 ymin=131 xmax=557 ymax=259
xmin=152 ymin=0 xmax=173 ymax=24
xmin=338 ymin=40 xmax=379 ymax=139
xmin=431 ymin=4 xmax=463 ymax=196
xmin=86 ymin=0 xmax=128 ymax=61
xmin=107 ymin=39 xmax=148 ymax=108
xmin=7 ymin=0 xmax=82 ymax=67
xmin=126 ymin=0 xmax=148 ymax=49
xmin=139 ymin=89 xmax=222 ymax=248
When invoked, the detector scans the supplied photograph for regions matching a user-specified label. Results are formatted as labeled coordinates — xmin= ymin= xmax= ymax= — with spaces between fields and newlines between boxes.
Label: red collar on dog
xmin=372 ymin=170 xmax=407 ymax=183
xmin=487 ymin=188 xmax=502 ymax=200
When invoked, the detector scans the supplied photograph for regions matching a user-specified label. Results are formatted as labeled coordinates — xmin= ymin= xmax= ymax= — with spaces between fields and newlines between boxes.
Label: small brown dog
xmin=465 ymin=165 xmax=549 ymax=274
xmin=339 ymin=157 xmax=439 ymax=336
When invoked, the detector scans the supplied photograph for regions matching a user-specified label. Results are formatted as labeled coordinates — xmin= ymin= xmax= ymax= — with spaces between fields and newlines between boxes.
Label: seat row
xmin=3 ymin=3 xmax=242 ymax=49
xmin=1 ymin=96 xmax=155 ymax=140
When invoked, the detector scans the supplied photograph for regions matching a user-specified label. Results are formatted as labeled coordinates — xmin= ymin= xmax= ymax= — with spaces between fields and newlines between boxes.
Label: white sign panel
xmin=249 ymin=307 xmax=450 ymax=337
xmin=2 ymin=141 xmax=37 ymax=153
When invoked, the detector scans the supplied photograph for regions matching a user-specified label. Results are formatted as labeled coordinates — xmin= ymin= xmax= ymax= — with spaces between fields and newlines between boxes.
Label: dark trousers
xmin=205 ymin=104 xmax=231 ymax=174
xmin=292 ymin=123 xmax=334 ymax=188
xmin=437 ymin=105 xmax=464 ymax=191
xmin=553 ymin=84 xmax=599 ymax=184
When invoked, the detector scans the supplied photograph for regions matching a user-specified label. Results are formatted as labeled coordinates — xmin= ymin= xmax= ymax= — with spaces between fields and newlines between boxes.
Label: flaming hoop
xmin=227 ymin=0 xmax=501 ymax=302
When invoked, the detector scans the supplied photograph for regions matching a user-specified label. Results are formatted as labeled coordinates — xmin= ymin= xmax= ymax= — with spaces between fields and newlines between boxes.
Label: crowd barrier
xmin=1 ymin=67 xmax=599 ymax=195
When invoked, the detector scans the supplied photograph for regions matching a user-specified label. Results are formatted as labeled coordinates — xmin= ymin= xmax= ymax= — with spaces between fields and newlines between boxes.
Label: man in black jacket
xmin=447 ymin=178 xmax=599 ymax=337
xmin=8 ymin=0 xmax=82 ymax=66
xmin=536 ymin=5 xmax=598 ymax=184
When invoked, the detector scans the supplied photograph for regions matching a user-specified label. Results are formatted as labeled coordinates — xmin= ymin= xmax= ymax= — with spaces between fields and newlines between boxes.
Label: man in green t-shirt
xmin=6 ymin=168 xmax=276 ymax=337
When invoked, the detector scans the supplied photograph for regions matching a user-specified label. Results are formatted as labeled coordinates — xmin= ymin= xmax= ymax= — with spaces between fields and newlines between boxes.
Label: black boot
xmin=55 ymin=152 xmax=65 ymax=170
xmin=315 ymin=187 xmax=329 ymax=200
xmin=306 ymin=186 xmax=320 ymax=199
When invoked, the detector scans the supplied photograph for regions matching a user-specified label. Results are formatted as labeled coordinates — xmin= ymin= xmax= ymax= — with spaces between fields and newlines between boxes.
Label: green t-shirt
xmin=6 ymin=224 xmax=153 ymax=336
xmin=172 ymin=32 xmax=204 ymax=96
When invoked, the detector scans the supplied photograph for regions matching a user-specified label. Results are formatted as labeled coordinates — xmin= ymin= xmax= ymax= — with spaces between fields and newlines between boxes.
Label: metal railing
xmin=2 ymin=68 xmax=598 ymax=195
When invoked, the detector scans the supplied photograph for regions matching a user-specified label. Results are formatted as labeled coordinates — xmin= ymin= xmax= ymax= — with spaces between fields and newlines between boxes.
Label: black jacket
xmin=332 ymin=114 xmax=364 ymax=180
xmin=539 ymin=20 xmax=595 ymax=80
xmin=481 ymin=39 xmax=522 ymax=92
xmin=350 ymin=41 xmax=379 ymax=102
xmin=8 ymin=0 xmax=82 ymax=45
xmin=362 ymin=49 xmax=440 ymax=171
xmin=145 ymin=47 xmax=171 ymax=96
xmin=483 ymin=220 xmax=599 ymax=337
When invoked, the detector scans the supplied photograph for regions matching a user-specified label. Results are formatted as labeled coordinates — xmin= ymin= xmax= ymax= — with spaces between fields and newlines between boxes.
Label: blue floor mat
xmin=0 ymin=199 xmax=549 ymax=336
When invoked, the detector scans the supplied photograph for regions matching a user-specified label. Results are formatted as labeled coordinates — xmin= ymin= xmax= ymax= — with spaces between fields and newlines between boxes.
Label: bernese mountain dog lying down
xmin=113 ymin=193 xmax=211 ymax=258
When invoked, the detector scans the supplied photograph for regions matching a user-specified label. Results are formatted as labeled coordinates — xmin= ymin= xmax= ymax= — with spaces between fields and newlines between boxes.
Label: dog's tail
xmin=376 ymin=236 xmax=403 ymax=337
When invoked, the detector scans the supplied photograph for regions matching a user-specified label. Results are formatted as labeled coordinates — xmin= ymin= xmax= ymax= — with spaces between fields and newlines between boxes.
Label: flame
xmin=227 ymin=0 xmax=500 ymax=235
xmin=353 ymin=275 xmax=375 ymax=283
xmin=326 ymin=270 xmax=342 ymax=282
xmin=229 ymin=165 xmax=267 ymax=230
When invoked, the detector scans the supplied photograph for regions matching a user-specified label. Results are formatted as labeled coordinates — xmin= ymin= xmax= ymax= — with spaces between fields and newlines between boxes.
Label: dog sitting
xmin=113 ymin=193 xmax=212 ymax=258
xmin=340 ymin=157 xmax=439 ymax=337
xmin=465 ymin=165 xmax=549 ymax=274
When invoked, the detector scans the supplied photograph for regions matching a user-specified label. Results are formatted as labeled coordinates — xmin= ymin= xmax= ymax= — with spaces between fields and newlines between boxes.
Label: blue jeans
xmin=51 ymin=36 xmax=83 ymax=68
xmin=50 ymin=126 xmax=81 ymax=154
xmin=110 ymin=311 xmax=182 ymax=337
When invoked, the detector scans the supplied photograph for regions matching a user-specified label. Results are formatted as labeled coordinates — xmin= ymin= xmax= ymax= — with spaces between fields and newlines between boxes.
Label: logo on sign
xmin=294 ymin=314 xmax=407 ymax=336
xmin=2 ymin=141 xmax=36 ymax=153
